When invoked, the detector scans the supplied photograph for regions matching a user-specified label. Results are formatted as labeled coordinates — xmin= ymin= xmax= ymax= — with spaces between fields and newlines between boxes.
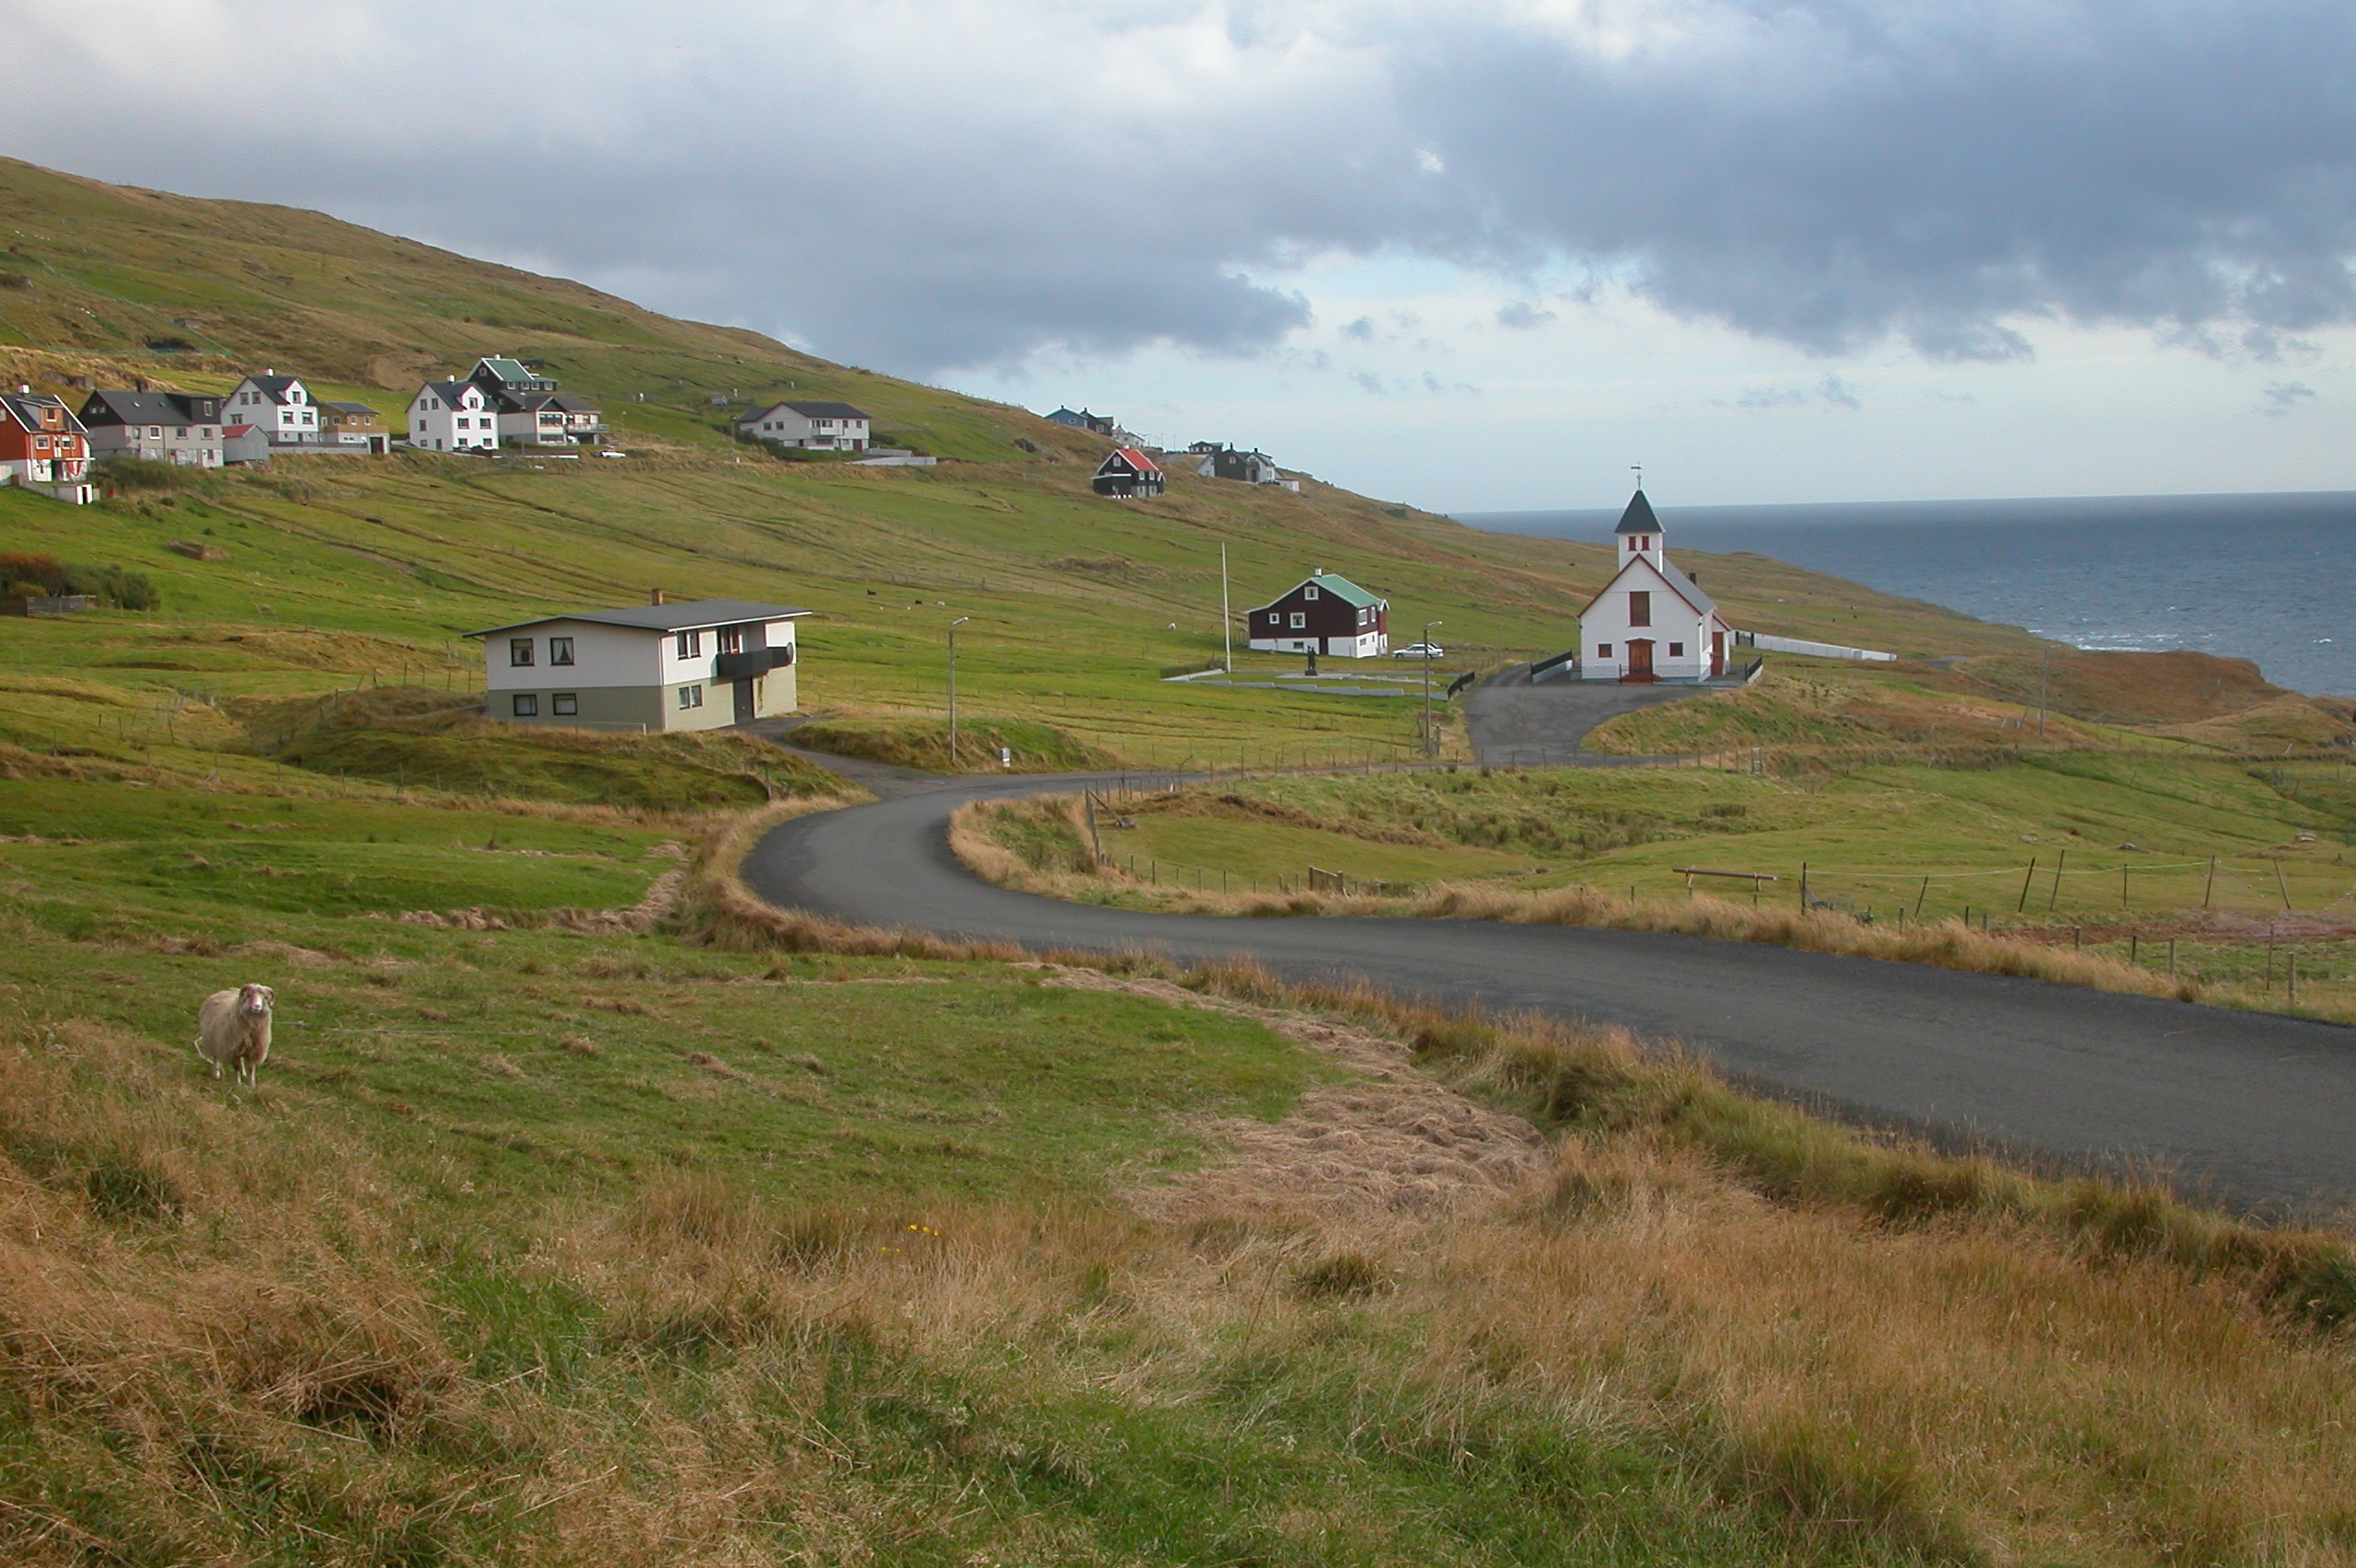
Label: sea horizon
xmin=1453 ymin=488 xmax=2356 ymax=698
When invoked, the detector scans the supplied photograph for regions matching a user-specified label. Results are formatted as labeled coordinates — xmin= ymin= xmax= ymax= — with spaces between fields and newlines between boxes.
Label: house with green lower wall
xmin=469 ymin=595 xmax=808 ymax=732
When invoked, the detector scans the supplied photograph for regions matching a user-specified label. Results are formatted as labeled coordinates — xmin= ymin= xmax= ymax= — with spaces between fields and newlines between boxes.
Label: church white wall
xmin=1578 ymin=558 xmax=1719 ymax=681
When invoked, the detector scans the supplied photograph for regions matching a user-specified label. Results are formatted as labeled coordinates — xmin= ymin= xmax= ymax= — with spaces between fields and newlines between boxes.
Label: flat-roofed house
xmin=734 ymin=400 xmax=871 ymax=451
xmin=1245 ymin=569 xmax=1389 ymax=657
xmin=0 ymin=386 xmax=94 ymax=502
xmin=78 ymin=388 xmax=228 ymax=467
xmin=493 ymin=390 xmax=607 ymax=447
xmin=469 ymin=594 xmax=810 ymax=731
xmin=319 ymin=400 xmax=389 ymax=454
xmin=224 ymin=372 xmax=322 ymax=446
xmin=406 ymin=380 xmax=499 ymax=452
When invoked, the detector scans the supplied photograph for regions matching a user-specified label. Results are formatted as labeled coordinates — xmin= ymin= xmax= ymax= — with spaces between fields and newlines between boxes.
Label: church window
xmin=1628 ymin=591 xmax=1651 ymax=627
xmin=1669 ymin=643 xmax=1685 ymax=657
xmin=1596 ymin=643 xmax=1612 ymax=658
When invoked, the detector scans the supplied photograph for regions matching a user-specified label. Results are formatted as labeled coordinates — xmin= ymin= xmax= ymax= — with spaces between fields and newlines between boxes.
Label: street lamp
xmin=1421 ymin=620 xmax=1443 ymax=757
xmin=947 ymin=617 xmax=970 ymax=767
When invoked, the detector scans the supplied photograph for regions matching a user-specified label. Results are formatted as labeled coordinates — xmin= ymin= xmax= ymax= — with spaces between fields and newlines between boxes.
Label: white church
xmin=1578 ymin=490 xmax=1737 ymax=682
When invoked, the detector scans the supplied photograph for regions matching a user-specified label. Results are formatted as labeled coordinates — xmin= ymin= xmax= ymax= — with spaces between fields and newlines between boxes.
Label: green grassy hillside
xmin=0 ymin=156 xmax=2067 ymax=772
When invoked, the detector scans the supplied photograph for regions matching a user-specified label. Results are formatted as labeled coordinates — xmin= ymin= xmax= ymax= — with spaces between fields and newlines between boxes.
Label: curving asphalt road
xmin=740 ymin=755 xmax=2356 ymax=1219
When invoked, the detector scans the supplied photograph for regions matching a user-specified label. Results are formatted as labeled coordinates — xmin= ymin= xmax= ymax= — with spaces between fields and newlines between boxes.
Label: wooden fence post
xmin=2017 ymin=858 xmax=2037 ymax=913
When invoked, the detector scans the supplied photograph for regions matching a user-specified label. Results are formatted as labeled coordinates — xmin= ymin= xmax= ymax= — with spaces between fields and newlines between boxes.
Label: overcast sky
xmin=8 ymin=1 xmax=2355 ymax=511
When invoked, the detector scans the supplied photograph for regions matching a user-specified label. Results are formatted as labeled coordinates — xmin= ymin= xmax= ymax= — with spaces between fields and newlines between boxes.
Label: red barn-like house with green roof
xmin=1246 ymin=569 xmax=1390 ymax=657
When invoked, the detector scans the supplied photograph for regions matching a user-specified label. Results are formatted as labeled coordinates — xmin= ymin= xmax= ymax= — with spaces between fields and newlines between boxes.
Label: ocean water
xmin=1457 ymin=491 xmax=2356 ymax=698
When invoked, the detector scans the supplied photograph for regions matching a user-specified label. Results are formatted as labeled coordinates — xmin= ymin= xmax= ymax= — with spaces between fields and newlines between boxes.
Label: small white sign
xmin=999 ymin=746 xmax=1012 ymax=768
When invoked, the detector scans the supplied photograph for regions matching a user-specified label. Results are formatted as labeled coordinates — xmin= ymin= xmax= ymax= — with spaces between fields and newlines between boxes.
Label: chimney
xmin=651 ymin=587 xmax=665 ymax=605
xmin=133 ymin=376 xmax=150 ymax=394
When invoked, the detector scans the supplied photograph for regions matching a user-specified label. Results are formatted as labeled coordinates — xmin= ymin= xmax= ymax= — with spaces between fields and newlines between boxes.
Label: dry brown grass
xmin=6 ymin=906 xmax=2356 ymax=1562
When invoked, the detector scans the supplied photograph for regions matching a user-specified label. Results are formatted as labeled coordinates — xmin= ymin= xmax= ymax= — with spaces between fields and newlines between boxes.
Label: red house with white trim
xmin=0 ymin=386 xmax=94 ymax=503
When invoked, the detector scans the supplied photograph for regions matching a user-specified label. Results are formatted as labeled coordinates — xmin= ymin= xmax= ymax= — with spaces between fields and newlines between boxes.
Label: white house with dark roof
xmin=406 ymin=380 xmax=499 ymax=452
xmin=224 ymin=372 xmax=321 ymax=445
xmin=735 ymin=400 xmax=870 ymax=451
xmin=468 ymin=594 xmax=810 ymax=731
xmin=1578 ymin=490 xmax=1736 ymax=683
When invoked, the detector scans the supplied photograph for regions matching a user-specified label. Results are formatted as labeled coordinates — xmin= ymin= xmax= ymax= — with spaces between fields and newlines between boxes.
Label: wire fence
xmin=1784 ymin=853 xmax=2356 ymax=925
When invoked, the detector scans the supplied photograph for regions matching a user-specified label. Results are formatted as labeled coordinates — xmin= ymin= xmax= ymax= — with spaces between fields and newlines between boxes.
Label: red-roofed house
xmin=0 ymin=386 xmax=93 ymax=503
xmin=1091 ymin=447 xmax=1162 ymax=499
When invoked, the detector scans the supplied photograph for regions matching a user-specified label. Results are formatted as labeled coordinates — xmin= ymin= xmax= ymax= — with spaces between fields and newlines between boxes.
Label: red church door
xmin=1711 ymin=630 xmax=1725 ymax=678
xmin=1623 ymin=640 xmax=1656 ymax=683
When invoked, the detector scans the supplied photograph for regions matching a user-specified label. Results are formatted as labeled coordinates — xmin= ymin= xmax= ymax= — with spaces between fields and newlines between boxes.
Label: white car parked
xmin=1392 ymin=642 xmax=1445 ymax=660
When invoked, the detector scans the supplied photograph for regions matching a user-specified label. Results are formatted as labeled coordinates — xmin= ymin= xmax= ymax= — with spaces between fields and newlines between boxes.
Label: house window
xmin=512 ymin=694 xmax=538 ymax=717
xmin=1628 ymin=592 xmax=1651 ymax=627
xmin=510 ymin=638 xmax=534 ymax=666
xmin=549 ymin=637 xmax=574 ymax=665
xmin=1669 ymin=642 xmax=1685 ymax=657
xmin=676 ymin=629 xmax=702 ymax=658
xmin=718 ymin=626 xmax=743 ymax=654
xmin=677 ymin=684 xmax=704 ymax=709
xmin=1596 ymin=643 xmax=1612 ymax=658
xmin=551 ymin=693 xmax=578 ymax=716
xmin=1289 ymin=612 xmax=1306 ymax=628
xmin=1304 ymin=585 xmax=1319 ymax=599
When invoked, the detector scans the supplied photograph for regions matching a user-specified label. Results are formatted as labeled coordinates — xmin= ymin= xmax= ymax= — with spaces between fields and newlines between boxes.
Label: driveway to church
xmin=1460 ymin=662 xmax=1702 ymax=766
xmin=742 ymin=740 xmax=2356 ymax=1219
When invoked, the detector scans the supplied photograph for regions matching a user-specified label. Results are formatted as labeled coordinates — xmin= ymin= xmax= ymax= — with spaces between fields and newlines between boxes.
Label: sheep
xmin=195 ymin=983 xmax=275 ymax=1086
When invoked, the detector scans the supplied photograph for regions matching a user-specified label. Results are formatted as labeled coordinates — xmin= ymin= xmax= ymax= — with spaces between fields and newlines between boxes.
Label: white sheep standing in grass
xmin=195 ymin=983 xmax=275 ymax=1086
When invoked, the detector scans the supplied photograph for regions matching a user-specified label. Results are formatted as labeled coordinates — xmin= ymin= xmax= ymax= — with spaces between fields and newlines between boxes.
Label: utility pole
xmin=1421 ymin=619 xmax=1443 ymax=756
xmin=947 ymin=616 xmax=970 ymax=767
xmin=2038 ymin=644 xmax=2050 ymax=737
xmin=1220 ymin=541 xmax=1232 ymax=673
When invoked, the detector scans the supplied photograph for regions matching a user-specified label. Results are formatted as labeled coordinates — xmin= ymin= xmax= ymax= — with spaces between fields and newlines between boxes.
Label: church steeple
xmin=1614 ymin=488 xmax=1663 ymax=570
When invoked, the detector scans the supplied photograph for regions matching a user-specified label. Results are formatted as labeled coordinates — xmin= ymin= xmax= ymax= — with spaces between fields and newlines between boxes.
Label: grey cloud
xmin=1398 ymin=2 xmax=2356 ymax=361
xmin=1350 ymin=370 xmax=1387 ymax=394
xmin=1722 ymin=375 xmax=1861 ymax=411
xmin=2259 ymin=380 xmax=2318 ymax=414
xmin=6 ymin=2 xmax=2354 ymax=375
xmin=1494 ymin=300 xmax=1556 ymax=329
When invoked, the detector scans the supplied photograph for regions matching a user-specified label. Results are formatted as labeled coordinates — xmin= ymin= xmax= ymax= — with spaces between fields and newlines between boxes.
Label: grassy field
xmin=4 ymin=756 xmax=2355 ymax=1563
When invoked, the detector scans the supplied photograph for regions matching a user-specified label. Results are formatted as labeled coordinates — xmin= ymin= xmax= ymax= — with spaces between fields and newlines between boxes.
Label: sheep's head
xmin=237 ymin=983 xmax=276 ymax=1016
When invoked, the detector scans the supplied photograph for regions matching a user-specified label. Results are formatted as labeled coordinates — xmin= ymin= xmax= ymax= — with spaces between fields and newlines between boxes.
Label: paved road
xmin=741 ymin=757 xmax=2356 ymax=1218
xmin=1461 ymin=663 xmax=1701 ymax=766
